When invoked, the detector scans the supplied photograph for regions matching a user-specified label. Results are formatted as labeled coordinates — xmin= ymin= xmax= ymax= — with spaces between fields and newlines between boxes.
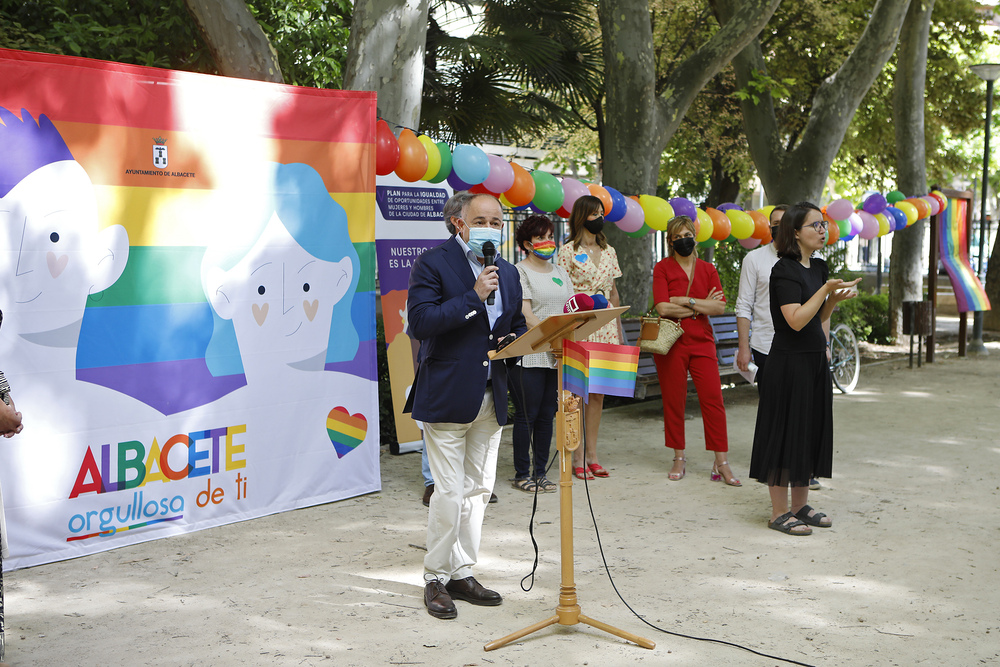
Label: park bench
xmin=621 ymin=313 xmax=744 ymax=400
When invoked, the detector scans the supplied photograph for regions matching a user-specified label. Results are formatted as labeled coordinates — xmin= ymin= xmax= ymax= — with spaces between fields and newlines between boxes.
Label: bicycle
xmin=829 ymin=322 xmax=860 ymax=393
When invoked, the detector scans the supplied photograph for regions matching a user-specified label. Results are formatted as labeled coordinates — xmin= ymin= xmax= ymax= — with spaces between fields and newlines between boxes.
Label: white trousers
xmin=423 ymin=390 xmax=502 ymax=582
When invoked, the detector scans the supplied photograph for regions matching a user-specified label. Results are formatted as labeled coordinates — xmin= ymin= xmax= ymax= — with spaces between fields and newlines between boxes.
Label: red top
xmin=652 ymin=257 xmax=725 ymax=351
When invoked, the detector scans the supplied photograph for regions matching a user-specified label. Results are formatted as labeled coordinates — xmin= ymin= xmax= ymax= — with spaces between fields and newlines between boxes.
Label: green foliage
xmin=2 ymin=0 xmax=215 ymax=72
xmin=832 ymin=292 xmax=892 ymax=345
xmin=421 ymin=0 xmax=604 ymax=144
xmin=708 ymin=242 xmax=748 ymax=311
xmin=247 ymin=0 xmax=352 ymax=89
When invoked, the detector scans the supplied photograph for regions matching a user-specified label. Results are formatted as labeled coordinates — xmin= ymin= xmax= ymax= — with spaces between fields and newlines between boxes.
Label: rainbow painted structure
xmin=563 ymin=340 xmax=639 ymax=403
xmin=939 ymin=197 xmax=991 ymax=313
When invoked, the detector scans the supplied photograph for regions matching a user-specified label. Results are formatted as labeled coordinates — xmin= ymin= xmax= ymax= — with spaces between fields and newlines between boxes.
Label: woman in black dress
xmin=749 ymin=202 xmax=860 ymax=536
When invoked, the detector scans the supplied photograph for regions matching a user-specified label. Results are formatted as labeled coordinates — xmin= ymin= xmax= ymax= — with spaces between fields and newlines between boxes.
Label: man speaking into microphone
xmin=404 ymin=191 xmax=526 ymax=620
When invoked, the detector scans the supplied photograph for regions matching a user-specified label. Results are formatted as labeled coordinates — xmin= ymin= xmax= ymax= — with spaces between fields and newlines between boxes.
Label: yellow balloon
xmin=875 ymin=212 xmax=891 ymax=236
xmin=760 ymin=205 xmax=775 ymax=221
xmin=726 ymin=209 xmax=755 ymax=239
xmin=695 ymin=208 xmax=713 ymax=242
xmin=895 ymin=200 xmax=918 ymax=226
xmin=418 ymin=135 xmax=442 ymax=181
xmin=639 ymin=195 xmax=674 ymax=231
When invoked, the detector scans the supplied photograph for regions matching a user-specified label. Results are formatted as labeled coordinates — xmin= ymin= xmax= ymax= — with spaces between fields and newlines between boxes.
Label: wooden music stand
xmin=483 ymin=306 xmax=655 ymax=652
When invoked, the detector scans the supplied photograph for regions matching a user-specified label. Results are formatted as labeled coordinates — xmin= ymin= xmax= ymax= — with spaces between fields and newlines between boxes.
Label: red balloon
xmin=469 ymin=183 xmax=493 ymax=195
xmin=375 ymin=120 xmax=399 ymax=176
xmin=395 ymin=129 xmax=428 ymax=182
xmin=556 ymin=205 xmax=572 ymax=219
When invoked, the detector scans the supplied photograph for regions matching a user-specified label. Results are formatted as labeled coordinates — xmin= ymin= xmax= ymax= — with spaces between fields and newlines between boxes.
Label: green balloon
xmin=531 ymin=170 xmax=564 ymax=212
xmin=698 ymin=238 xmax=717 ymax=249
xmin=886 ymin=190 xmax=905 ymax=204
xmin=624 ymin=224 xmax=650 ymax=238
xmin=837 ymin=218 xmax=851 ymax=236
xmin=427 ymin=142 xmax=452 ymax=183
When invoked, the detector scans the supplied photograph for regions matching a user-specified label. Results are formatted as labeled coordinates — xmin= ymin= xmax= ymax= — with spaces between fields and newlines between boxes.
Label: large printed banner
xmin=0 ymin=49 xmax=380 ymax=569
xmin=374 ymin=174 xmax=451 ymax=453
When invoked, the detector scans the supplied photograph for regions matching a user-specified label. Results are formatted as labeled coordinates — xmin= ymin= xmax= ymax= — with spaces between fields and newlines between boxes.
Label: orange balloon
xmin=503 ymin=162 xmax=535 ymax=207
xmin=907 ymin=197 xmax=930 ymax=220
xmin=826 ymin=218 xmax=840 ymax=245
xmin=749 ymin=210 xmax=769 ymax=239
xmin=706 ymin=207 xmax=731 ymax=241
xmin=587 ymin=183 xmax=613 ymax=214
xmin=394 ymin=129 xmax=428 ymax=182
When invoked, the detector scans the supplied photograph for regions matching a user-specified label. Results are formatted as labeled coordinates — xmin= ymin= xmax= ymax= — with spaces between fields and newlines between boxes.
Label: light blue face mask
xmin=466 ymin=226 xmax=504 ymax=258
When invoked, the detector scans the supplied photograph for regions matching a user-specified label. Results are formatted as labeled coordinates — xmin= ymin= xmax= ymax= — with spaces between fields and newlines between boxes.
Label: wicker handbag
xmin=638 ymin=262 xmax=694 ymax=355
xmin=638 ymin=313 xmax=683 ymax=355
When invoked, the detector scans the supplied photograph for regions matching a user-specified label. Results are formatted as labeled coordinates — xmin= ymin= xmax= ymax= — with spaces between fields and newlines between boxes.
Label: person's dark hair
xmin=775 ymin=201 xmax=822 ymax=261
xmin=442 ymin=190 xmax=475 ymax=234
xmin=566 ymin=195 xmax=607 ymax=249
xmin=515 ymin=214 xmax=554 ymax=254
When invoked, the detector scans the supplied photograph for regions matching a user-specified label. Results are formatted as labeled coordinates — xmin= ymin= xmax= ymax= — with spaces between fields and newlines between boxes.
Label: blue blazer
xmin=403 ymin=236 xmax=527 ymax=425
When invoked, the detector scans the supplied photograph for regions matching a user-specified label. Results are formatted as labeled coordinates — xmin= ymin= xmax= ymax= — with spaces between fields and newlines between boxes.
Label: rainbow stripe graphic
xmin=0 ymin=48 xmax=377 ymax=414
xmin=327 ymin=406 xmax=368 ymax=458
xmin=939 ymin=197 xmax=991 ymax=313
xmin=562 ymin=340 xmax=639 ymax=402
xmin=67 ymin=515 xmax=183 ymax=542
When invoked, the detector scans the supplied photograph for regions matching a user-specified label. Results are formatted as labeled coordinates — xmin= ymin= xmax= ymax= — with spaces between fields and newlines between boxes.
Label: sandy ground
xmin=4 ymin=332 xmax=1000 ymax=666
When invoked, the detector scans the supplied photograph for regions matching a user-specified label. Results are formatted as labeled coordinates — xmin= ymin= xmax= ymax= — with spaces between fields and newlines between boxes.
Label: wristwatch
xmin=688 ymin=297 xmax=696 ymax=307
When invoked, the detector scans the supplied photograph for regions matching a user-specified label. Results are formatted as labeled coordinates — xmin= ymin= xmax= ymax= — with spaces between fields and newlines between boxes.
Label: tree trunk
xmin=722 ymin=0 xmax=911 ymax=203
xmin=889 ymin=0 xmax=935 ymax=340
xmin=183 ymin=0 xmax=283 ymax=82
xmin=597 ymin=0 xmax=780 ymax=313
xmin=343 ymin=0 xmax=430 ymax=130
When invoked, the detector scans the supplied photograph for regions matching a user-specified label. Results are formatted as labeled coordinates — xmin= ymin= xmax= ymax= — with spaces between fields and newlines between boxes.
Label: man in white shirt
xmin=735 ymin=205 xmax=786 ymax=379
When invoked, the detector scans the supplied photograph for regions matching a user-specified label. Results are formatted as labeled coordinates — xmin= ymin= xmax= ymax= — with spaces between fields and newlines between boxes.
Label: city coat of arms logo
xmin=153 ymin=137 xmax=168 ymax=169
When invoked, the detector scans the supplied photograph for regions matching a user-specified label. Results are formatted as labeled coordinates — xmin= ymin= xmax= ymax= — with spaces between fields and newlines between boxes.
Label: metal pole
xmin=970 ymin=79 xmax=992 ymax=355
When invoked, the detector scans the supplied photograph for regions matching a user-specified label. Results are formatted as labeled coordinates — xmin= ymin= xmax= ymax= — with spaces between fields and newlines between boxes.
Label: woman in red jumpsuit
xmin=651 ymin=215 xmax=740 ymax=486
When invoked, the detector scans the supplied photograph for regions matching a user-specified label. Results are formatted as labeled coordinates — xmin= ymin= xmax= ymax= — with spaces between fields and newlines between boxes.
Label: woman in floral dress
xmin=556 ymin=195 xmax=622 ymax=479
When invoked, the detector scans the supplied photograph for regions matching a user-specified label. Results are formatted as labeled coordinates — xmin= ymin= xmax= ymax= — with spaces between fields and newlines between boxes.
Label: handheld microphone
xmin=482 ymin=241 xmax=497 ymax=305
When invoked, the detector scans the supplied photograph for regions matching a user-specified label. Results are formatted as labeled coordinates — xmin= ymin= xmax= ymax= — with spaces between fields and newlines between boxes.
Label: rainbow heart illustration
xmin=327 ymin=407 xmax=367 ymax=458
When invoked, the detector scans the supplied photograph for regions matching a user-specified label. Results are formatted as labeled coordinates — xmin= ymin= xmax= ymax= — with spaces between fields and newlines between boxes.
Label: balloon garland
xmin=375 ymin=120 xmax=943 ymax=245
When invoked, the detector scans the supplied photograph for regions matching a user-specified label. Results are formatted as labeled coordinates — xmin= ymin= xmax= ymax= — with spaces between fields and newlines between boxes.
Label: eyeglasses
xmin=807 ymin=220 xmax=829 ymax=232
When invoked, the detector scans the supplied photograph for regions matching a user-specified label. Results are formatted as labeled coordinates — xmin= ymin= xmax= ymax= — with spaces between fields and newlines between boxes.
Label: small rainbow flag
xmin=562 ymin=340 xmax=639 ymax=403
xmin=939 ymin=196 xmax=990 ymax=312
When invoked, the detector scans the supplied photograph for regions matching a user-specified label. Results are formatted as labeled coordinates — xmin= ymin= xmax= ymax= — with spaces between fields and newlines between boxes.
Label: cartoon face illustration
xmin=202 ymin=162 xmax=360 ymax=381
xmin=207 ymin=211 xmax=353 ymax=369
xmin=0 ymin=109 xmax=129 ymax=341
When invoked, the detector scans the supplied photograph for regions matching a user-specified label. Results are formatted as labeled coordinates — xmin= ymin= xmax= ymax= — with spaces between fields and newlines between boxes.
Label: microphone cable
xmin=514 ymin=392 xmax=816 ymax=667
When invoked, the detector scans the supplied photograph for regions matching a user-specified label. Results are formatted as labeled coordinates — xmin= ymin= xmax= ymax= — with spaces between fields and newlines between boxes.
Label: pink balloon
xmin=482 ymin=155 xmax=515 ymax=194
xmin=739 ymin=237 xmax=762 ymax=250
xmin=922 ymin=195 xmax=941 ymax=216
xmin=617 ymin=197 xmax=645 ymax=232
xmin=849 ymin=212 xmax=863 ymax=236
xmin=827 ymin=198 xmax=854 ymax=221
xmin=858 ymin=211 xmax=879 ymax=240
xmin=561 ymin=178 xmax=589 ymax=212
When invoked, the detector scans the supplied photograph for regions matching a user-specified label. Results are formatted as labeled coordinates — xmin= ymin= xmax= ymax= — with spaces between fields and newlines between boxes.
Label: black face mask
xmin=672 ymin=237 xmax=696 ymax=257
xmin=583 ymin=215 xmax=605 ymax=234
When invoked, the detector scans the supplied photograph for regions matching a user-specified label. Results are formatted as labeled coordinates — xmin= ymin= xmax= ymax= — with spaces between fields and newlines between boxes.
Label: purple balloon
xmin=669 ymin=197 xmax=698 ymax=221
xmin=717 ymin=203 xmax=744 ymax=212
xmin=604 ymin=186 xmax=628 ymax=222
xmin=482 ymin=155 xmax=515 ymax=194
xmin=447 ymin=170 xmax=474 ymax=192
xmin=862 ymin=193 xmax=887 ymax=215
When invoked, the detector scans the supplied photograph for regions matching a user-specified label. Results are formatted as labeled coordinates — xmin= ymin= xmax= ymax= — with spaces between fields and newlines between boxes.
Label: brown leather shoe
xmin=445 ymin=576 xmax=502 ymax=606
xmin=422 ymin=484 xmax=434 ymax=507
xmin=489 ymin=492 xmax=498 ymax=504
xmin=424 ymin=579 xmax=457 ymax=619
